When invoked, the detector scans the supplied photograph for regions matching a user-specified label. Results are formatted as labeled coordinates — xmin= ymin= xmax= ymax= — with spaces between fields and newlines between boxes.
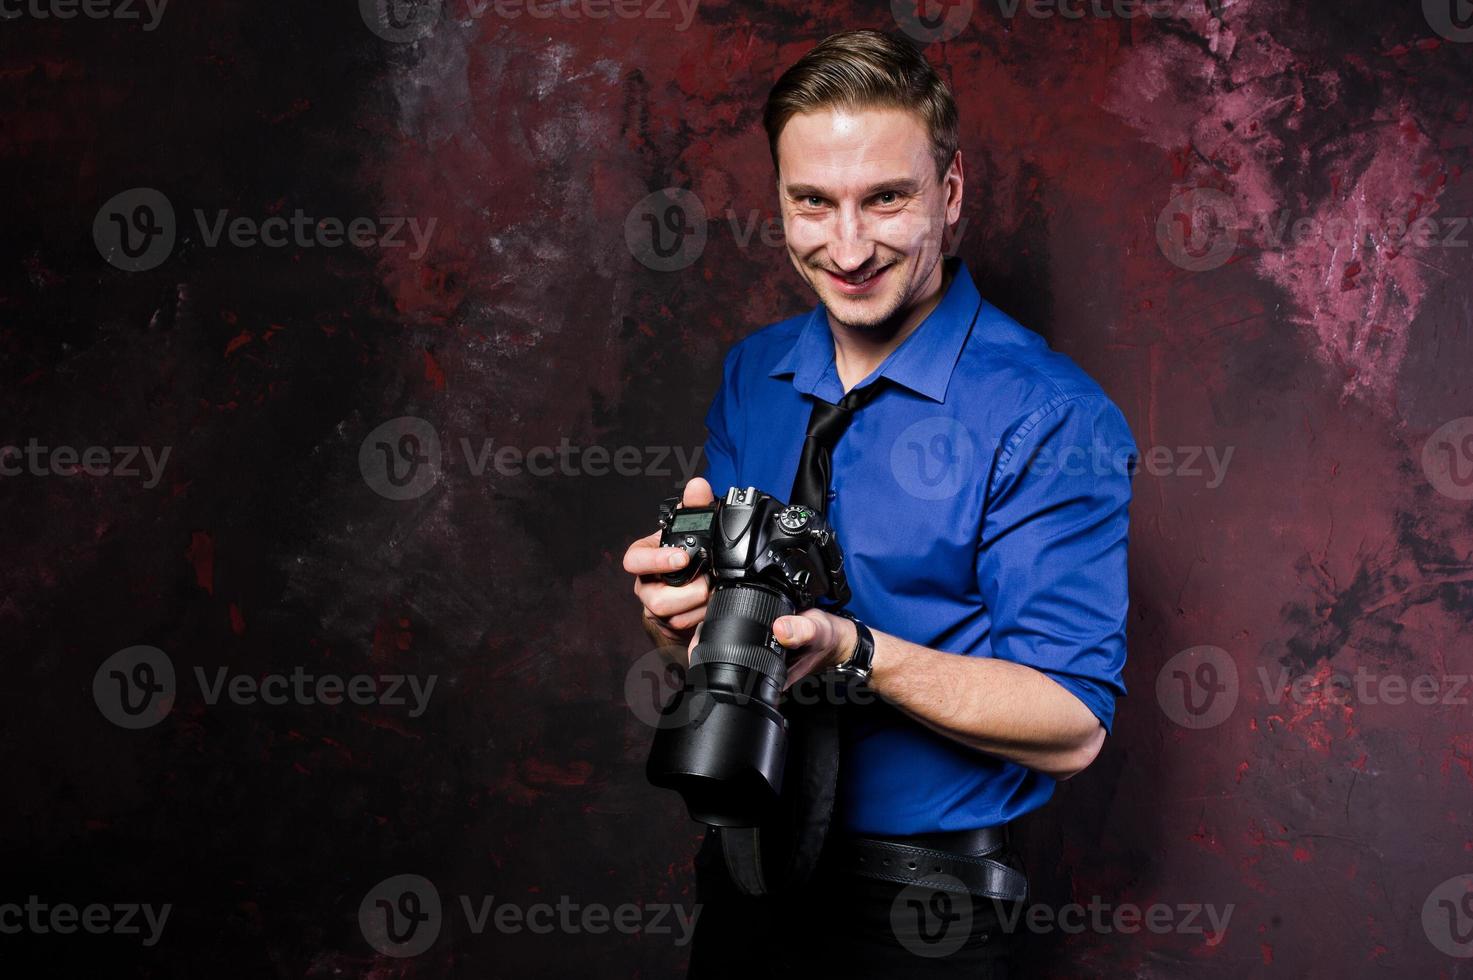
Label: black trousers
xmin=686 ymin=828 xmax=1027 ymax=979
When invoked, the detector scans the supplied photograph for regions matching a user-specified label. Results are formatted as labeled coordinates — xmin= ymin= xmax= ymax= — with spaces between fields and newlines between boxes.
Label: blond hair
xmin=762 ymin=29 xmax=960 ymax=183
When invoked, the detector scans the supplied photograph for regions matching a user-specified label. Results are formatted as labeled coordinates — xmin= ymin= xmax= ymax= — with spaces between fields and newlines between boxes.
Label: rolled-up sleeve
xmin=975 ymin=393 xmax=1137 ymax=734
xmin=699 ymin=346 xmax=740 ymax=498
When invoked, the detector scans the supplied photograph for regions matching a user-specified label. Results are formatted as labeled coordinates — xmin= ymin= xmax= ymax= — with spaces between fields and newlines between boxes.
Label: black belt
xmin=824 ymin=824 xmax=1028 ymax=902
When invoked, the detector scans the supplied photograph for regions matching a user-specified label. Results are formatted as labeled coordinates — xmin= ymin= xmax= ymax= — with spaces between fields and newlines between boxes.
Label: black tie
xmin=790 ymin=378 xmax=889 ymax=516
xmin=719 ymin=376 xmax=889 ymax=898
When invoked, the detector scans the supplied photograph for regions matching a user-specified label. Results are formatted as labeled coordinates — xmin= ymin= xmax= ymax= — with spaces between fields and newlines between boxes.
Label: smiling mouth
xmin=823 ymin=263 xmax=893 ymax=291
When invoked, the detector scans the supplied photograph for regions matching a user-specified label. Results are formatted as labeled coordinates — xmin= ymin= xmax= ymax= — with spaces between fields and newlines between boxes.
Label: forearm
xmin=866 ymin=628 xmax=1107 ymax=780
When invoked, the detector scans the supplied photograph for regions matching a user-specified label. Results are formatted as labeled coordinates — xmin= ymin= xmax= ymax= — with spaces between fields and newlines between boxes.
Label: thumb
xmin=772 ymin=615 xmax=814 ymax=647
xmin=683 ymin=476 xmax=716 ymax=507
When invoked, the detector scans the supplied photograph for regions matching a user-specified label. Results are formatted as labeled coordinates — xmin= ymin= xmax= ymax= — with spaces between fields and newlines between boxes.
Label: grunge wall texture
xmin=2 ymin=0 xmax=1471 ymax=976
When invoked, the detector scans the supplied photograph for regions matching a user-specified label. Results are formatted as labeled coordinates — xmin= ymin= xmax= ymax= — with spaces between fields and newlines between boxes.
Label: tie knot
xmin=804 ymin=378 xmax=886 ymax=448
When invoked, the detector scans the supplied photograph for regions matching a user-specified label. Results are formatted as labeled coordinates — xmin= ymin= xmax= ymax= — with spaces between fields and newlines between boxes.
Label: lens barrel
xmin=646 ymin=582 xmax=794 ymax=826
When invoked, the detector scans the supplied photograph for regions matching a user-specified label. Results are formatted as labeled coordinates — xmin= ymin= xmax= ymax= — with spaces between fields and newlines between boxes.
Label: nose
xmin=828 ymin=204 xmax=875 ymax=273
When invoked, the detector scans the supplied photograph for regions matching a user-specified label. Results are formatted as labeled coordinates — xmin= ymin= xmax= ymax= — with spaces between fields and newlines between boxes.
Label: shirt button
xmin=827 ymin=489 xmax=837 ymax=500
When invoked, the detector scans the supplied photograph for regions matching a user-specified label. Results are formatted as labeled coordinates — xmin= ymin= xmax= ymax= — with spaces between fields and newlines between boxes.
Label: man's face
xmin=775 ymin=106 xmax=962 ymax=332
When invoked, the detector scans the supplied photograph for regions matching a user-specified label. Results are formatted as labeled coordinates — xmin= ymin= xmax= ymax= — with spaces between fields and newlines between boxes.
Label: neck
xmin=829 ymin=257 xmax=952 ymax=392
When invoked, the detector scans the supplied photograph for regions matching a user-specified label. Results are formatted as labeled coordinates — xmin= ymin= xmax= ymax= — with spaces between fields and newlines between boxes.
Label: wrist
xmin=642 ymin=609 xmax=688 ymax=645
xmin=830 ymin=609 xmax=876 ymax=683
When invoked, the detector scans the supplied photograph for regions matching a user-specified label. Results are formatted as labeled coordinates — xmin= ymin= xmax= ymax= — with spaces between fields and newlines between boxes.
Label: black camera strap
xmin=719 ymin=377 xmax=888 ymax=897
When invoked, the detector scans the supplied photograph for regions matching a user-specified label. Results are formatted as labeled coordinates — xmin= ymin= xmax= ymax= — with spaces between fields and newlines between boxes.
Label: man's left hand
xmin=772 ymin=609 xmax=859 ymax=690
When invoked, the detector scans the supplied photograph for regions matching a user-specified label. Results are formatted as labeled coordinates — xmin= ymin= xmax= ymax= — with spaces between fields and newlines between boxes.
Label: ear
xmin=944 ymin=149 xmax=964 ymax=226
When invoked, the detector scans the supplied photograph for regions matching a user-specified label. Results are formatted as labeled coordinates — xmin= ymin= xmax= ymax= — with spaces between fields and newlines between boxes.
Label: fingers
xmin=682 ymin=477 xmax=716 ymax=507
xmin=637 ymin=574 xmax=710 ymax=621
xmin=772 ymin=609 xmax=830 ymax=649
xmin=622 ymin=531 xmax=689 ymax=577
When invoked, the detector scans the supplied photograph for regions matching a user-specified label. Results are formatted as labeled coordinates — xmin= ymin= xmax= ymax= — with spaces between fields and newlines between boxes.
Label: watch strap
xmin=831 ymin=607 xmax=875 ymax=680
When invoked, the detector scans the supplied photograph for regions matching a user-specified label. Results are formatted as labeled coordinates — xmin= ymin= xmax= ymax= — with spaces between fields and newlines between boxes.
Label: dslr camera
xmin=645 ymin=485 xmax=851 ymax=826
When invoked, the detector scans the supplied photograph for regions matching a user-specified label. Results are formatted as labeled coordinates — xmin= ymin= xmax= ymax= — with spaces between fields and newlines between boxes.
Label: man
xmin=623 ymin=29 xmax=1136 ymax=977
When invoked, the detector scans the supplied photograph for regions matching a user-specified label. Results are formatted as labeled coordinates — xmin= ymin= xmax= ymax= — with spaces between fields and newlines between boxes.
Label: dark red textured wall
xmin=2 ymin=1 xmax=1471 ymax=976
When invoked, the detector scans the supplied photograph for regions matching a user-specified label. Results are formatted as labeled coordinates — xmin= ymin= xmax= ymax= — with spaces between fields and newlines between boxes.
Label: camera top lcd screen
xmin=670 ymin=511 xmax=714 ymax=533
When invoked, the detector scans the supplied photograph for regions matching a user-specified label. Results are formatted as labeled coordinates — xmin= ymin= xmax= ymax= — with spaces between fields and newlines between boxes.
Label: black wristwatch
xmin=831 ymin=607 xmax=876 ymax=684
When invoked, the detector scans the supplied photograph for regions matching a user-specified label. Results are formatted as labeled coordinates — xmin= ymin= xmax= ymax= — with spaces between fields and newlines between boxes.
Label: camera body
xmin=646 ymin=486 xmax=851 ymax=826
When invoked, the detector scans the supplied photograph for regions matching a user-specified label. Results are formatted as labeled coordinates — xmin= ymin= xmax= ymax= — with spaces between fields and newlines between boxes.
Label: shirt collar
xmin=767 ymin=255 xmax=982 ymax=404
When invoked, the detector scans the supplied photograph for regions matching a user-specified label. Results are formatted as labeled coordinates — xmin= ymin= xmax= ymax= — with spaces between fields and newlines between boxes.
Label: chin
xmin=818 ymin=286 xmax=903 ymax=329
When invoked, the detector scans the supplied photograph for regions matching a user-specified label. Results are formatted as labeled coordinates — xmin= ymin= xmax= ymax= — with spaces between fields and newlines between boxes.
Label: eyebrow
xmin=784 ymin=178 xmax=924 ymax=199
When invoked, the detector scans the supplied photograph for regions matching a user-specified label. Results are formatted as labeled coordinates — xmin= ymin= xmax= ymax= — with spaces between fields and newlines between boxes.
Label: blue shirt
xmin=699 ymin=257 xmax=1137 ymax=835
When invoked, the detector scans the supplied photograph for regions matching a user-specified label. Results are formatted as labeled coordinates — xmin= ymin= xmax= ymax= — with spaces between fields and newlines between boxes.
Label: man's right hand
xmin=624 ymin=477 xmax=717 ymax=663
